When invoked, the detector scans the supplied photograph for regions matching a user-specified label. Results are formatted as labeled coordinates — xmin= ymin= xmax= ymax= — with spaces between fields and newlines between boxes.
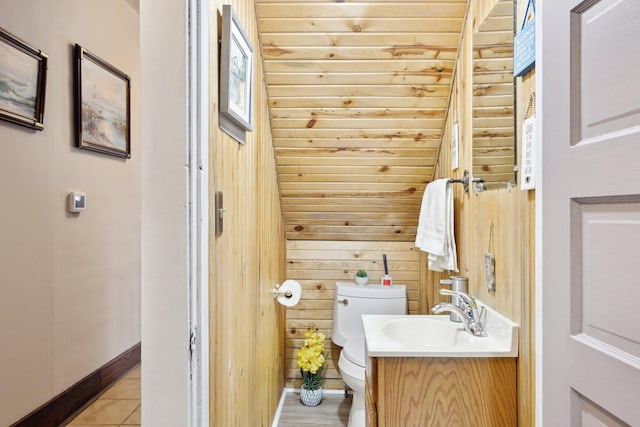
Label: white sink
xmin=362 ymin=301 xmax=518 ymax=357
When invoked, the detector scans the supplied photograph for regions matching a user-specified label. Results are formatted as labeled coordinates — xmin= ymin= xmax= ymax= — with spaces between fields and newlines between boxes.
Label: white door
xmin=538 ymin=0 xmax=640 ymax=425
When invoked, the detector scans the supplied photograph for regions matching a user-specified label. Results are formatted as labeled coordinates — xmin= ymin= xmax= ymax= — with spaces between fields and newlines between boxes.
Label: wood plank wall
xmin=284 ymin=241 xmax=422 ymax=389
xmin=432 ymin=0 xmax=536 ymax=425
xmin=208 ymin=1 xmax=286 ymax=425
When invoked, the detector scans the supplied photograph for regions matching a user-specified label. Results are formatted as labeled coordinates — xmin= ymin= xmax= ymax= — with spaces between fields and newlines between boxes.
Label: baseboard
xmin=272 ymin=388 xmax=288 ymax=427
xmin=10 ymin=342 xmax=141 ymax=427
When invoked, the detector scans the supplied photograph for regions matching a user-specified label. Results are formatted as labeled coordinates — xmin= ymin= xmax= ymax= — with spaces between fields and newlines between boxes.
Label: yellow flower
xmin=309 ymin=353 xmax=325 ymax=373
xmin=296 ymin=324 xmax=327 ymax=390
xmin=305 ymin=331 xmax=325 ymax=349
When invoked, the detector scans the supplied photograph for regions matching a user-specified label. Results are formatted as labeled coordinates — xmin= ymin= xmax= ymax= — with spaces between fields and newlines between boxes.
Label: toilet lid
xmin=343 ymin=335 xmax=366 ymax=367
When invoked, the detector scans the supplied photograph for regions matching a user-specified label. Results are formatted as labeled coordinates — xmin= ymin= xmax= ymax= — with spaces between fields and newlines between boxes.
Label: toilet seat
xmin=338 ymin=351 xmax=364 ymax=383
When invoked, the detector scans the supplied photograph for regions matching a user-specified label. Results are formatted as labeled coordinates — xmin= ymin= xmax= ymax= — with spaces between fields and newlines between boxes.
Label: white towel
xmin=415 ymin=179 xmax=458 ymax=272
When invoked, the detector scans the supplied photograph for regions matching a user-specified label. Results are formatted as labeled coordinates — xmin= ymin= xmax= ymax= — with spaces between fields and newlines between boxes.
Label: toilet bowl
xmin=339 ymin=335 xmax=365 ymax=395
xmin=332 ymin=282 xmax=407 ymax=427
xmin=338 ymin=335 xmax=367 ymax=427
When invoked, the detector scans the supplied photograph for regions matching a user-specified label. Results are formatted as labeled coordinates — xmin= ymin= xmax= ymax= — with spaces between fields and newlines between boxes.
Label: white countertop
xmin=362 ymin=301 xmax=518 ymax=358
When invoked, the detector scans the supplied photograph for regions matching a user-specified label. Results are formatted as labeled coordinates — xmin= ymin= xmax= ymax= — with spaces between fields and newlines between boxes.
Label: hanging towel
xmin=415 ymin=179 xmax=458 ymax=272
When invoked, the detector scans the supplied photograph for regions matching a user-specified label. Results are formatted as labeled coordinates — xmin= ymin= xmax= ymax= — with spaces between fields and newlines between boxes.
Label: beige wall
xmin=139 ymin=0 xmax=191 ymax=425
xmin=0 ymin=1 xmax=141 ymax=424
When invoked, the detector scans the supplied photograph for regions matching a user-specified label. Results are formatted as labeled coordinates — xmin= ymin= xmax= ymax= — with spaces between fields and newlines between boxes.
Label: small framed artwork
xmin=75 ymin=44 xmax=130 ymax=158
xmin=219 ymin=4 xmax=253 ymax=144
xmin=0 ymin=27 xmax=48 ymax=130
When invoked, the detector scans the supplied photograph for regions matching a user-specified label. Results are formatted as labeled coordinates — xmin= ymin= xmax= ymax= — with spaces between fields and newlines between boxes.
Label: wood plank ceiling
xmin=255 ymin=0 xmax=468 ymax=241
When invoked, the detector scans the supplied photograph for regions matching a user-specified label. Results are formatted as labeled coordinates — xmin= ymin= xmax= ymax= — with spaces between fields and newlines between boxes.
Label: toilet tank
xmin=332 ymin=282 xmax=407 ymax=347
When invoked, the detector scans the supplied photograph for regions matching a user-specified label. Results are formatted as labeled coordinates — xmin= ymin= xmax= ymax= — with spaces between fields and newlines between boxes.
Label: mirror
xmin=472 ymin=0 xmax=515 ymax=189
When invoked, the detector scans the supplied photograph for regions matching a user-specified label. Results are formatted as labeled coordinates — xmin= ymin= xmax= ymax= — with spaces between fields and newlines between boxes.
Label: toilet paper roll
xmin=277 ymin=279 xmax=302 ymax=307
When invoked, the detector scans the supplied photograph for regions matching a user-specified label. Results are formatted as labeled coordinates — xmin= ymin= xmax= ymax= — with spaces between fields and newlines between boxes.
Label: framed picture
xmin=219 ymin=4 xmax=253 ymax=144
xmin=75 ymin=44 xmax=130 ymax=158
xmin=0 ymin=27 xmax=47 ymax=130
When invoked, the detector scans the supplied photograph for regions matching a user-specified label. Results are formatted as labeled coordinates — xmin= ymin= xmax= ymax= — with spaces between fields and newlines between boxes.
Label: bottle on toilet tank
xmin=381 ymin=254 xmax=392 ymax=286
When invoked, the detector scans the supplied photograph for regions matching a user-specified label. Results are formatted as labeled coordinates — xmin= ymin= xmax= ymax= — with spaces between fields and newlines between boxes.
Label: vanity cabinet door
xmin=376 ymin=357 xmax=516 ymax=426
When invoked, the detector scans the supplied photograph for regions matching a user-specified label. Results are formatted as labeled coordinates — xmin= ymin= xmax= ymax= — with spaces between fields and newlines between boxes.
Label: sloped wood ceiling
xmin=255 ymin=0 xmax=467 ymax=241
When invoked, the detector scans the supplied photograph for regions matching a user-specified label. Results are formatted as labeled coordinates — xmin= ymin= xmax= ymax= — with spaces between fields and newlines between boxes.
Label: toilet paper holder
xmin=272 ymin=279 xmax=302 ymax=307
xmin=272 ymin=284 xmax=293 ymax=299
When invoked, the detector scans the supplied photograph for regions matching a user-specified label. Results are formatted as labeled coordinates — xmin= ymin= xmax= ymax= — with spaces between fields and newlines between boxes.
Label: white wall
xmin=140 ymin=0 xmax=190 ymax=424
xmin=0 ymin=1 xmax=141 ymax=424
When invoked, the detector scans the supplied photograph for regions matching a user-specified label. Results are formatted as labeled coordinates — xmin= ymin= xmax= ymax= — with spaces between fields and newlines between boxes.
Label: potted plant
xmin=355 ymin=269 xmax=369 ymax=286
xmin=296 ymin=323 xmax=326 ymax=406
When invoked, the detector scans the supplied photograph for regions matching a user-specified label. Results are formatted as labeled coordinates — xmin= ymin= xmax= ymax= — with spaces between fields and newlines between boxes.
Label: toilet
xmin=332 ymin=281 xmax=407 ymax=427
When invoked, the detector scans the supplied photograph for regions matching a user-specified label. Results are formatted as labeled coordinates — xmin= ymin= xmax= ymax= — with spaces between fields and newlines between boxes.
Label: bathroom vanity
xmin=365 ymin=356 xmax=516 ymax=426
xmin=362 ymin=306 xmax=518 ymax=426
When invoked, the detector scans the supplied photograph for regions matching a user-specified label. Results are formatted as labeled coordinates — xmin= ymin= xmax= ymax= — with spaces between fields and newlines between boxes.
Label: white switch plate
xmin=68 ymin=192 xmax=86 ymax=212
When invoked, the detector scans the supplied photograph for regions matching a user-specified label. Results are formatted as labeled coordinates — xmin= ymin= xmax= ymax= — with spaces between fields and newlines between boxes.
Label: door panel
xmin=572 ymin=201 xmax=640 ymax=355
xmin=572 ymin=392 xmax=630 ymax=427
xmin=573 ymin=0 xmax=640 ymax=143
xmin=569 ymin=199 xmax=640 ymax=423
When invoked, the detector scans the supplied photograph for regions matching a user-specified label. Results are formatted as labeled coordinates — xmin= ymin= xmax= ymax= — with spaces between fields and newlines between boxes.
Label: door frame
xmin=534 ymin=2 xmax=544 ymax=422
xmin=535 ymin=1 xmax=571 ymax=423
xmin=187 ymin=0 xmax=210 ymax=425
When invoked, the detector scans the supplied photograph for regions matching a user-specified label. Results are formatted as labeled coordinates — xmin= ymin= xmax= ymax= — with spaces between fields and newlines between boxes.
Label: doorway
xmin=140 ymin=0 xmax=210 ymax=425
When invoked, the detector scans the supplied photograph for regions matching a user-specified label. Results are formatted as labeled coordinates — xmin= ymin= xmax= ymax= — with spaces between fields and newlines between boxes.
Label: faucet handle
xmin=439 ymin=288 xmax=477 ymax=308
xmin=468 ymin=320 xmax=487 ymax=337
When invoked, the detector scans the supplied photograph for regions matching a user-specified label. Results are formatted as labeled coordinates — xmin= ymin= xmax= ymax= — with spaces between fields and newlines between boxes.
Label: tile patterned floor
xmin=64 ymin=364 xmax=140 ymax=427
xmin=64 ymin=367 xmax=350 ymax=426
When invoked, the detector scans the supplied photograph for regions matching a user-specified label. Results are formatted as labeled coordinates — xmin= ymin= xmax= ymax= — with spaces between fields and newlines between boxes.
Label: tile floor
xmin=64 ymin=367 xmax=350 ymax=426
xmin=64 ymin=364 xmax=140 ymax=427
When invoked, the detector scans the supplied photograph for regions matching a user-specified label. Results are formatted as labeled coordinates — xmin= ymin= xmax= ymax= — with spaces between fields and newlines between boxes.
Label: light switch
xmin=68 ymin=192 xmax=86 ymax=213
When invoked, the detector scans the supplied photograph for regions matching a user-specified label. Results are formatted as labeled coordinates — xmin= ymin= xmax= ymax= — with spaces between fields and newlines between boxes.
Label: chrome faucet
xmin=431 ymin=289 xmax=486 ymax=337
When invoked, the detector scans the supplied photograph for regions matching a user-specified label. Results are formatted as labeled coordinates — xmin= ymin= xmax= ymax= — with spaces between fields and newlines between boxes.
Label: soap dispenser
xmin=439 ymin=276 xmax=468 ymax=322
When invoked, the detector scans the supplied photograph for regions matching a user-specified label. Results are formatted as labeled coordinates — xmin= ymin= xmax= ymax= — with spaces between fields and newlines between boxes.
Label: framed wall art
xmin=75 ymin=44 xmax=130 ymax=158
xmin=0 ymin=27 xmax=48 ymax=130
xmin=219 ymin=4 xmax=253 ymax=144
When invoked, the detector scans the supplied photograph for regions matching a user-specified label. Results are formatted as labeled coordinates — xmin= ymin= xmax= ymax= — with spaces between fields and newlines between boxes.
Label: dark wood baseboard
xmin=10 ymin=342 xmax=141 ymax=427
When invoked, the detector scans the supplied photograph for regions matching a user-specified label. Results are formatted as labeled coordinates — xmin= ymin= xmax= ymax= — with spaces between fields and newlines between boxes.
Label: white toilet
xmin=332 ymin=282 xmax=407 ymax=427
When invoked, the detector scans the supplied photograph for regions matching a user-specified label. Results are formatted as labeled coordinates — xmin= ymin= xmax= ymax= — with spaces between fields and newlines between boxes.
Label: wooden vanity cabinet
xmin=365 ymin=356 xmax=517 ymax=426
